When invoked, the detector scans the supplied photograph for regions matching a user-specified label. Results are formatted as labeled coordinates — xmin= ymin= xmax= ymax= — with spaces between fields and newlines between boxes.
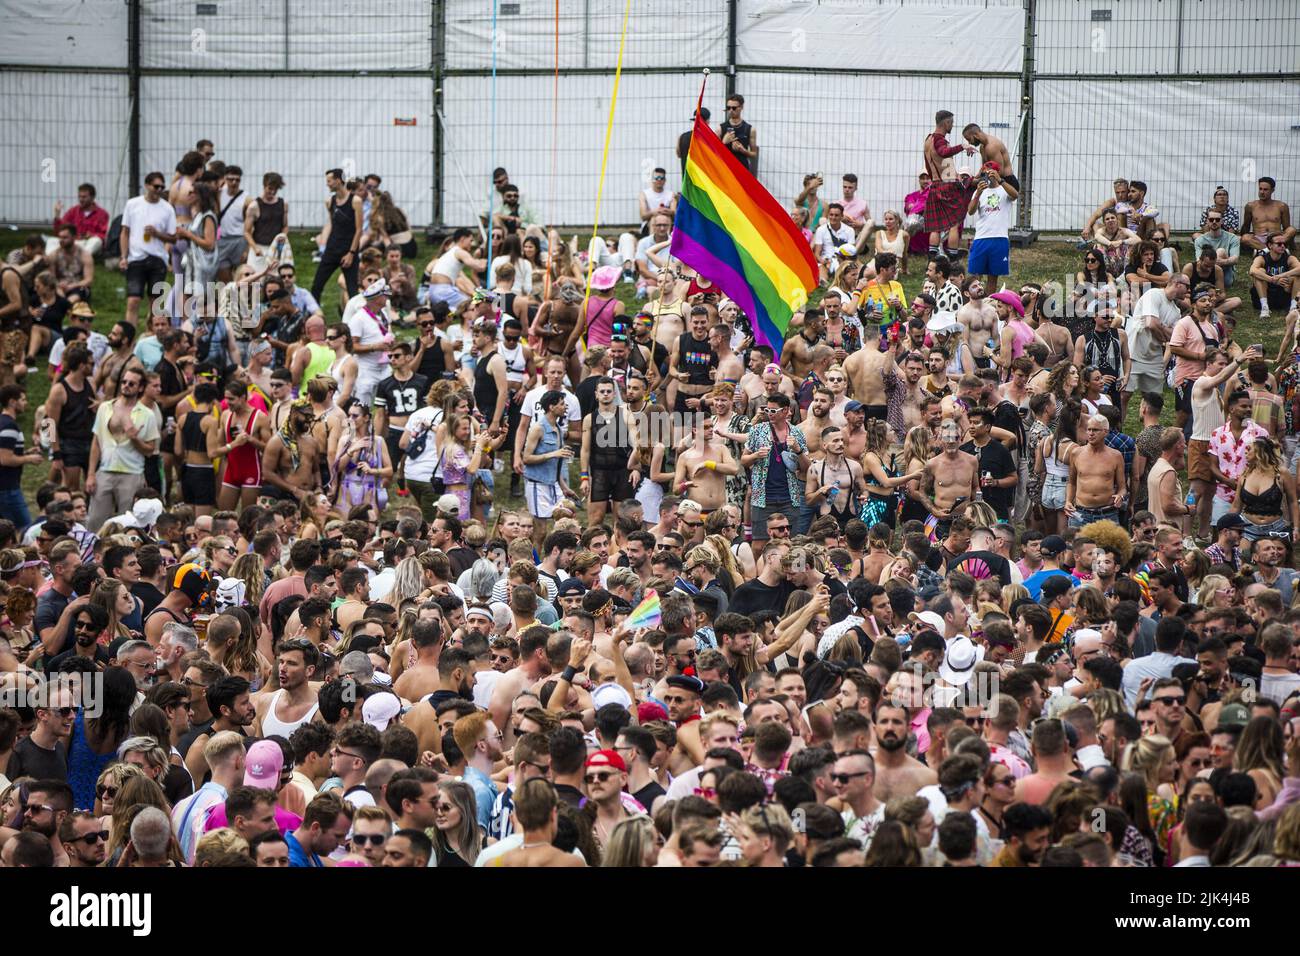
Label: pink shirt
xmin=1208 ymin=419 xmax=1267 ymax=502
xmin=1169 ymin=316 xmax=1218 ymax=387
xmin=840 ymin=197 xmax=868 ymax=224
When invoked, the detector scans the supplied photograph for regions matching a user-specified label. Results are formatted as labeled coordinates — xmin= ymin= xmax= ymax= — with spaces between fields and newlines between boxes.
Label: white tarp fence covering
xmin=0 ymin=0 xmax=1296 ymax=232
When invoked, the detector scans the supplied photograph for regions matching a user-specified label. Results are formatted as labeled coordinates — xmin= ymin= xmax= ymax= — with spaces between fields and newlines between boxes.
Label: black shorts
xmin=1173 ymin=379 xmax=1193 ymax=415
xmin=590 ymin=467 xmax=634 ymax=503
xmin=125 ymin=255 xmax=169 ymax=299
xmin=181 ymin=463 xmax=216 ymax=505
xmin=259 ymin=482 xmax=297 ymax=502
xmin=385 ymin=427 xmax=405 ymax=471
xmin=59 ymin=437 xmax=91 ymax=471
xmin=973 ymin=354 xmax=993 ymax=370
xmin=862 ymin=404 xmax=888 ymax=420
xmin=675 ymin=390 xmax=708 ymax=414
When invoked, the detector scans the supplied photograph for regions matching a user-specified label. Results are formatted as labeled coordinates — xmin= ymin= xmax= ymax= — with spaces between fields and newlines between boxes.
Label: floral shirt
xmin=1207 ymin=419 xmax=1267 ymax=502
xmin=745 ymin=421 xmax=808 ymax=508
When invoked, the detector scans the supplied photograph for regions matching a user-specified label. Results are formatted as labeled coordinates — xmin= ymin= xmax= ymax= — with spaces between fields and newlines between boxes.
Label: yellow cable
xmin=578 ymin=0 xmax=633 ymax=353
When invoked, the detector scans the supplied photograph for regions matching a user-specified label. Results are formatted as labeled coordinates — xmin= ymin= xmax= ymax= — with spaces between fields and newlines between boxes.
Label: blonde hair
xmin=1197 ymin=574 xmax=1232 ymax=608
xmin=1124 ymin=734 xmax=1174 ymax=792
xmin=195 ymin=827 xmax=249 ymax=865
xmin=227 ymin=552 xmax=265 ymax=608
xmin=602 ymin=815 xmax=657 ymax=867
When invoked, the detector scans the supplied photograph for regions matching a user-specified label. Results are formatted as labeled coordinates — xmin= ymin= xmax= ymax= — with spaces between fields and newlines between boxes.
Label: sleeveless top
xmin=677 ymin=332 xmax=715 ymax=387
xmin=300 ymin=342 xmax=335 ymax=390
xmin=432 ymin=246 xmax=462 ymax=280
xmin=182 ymin=407 xmax=208 ymax=455
xmin=719 ymin=119 xmax=754 ymax=171
xmin=417 ymin=333 xmax=448 ymax=381
xmin=261 ymin=689 xmax=321 ymax=739
xmin=251 ymin=197 xmax=286 ymax=245
xmin=524 ymin=415 xmax=563 ymax=484
xmin=185 ymin=211 xmax=220 ymax=279
xmin=1148 ymin=458 xmax=1179 ymax=525
xmin=324 ymin=194 xmax=357 ymax=254
xmin=68 ymin=710 xmax=118 ymax=810
xmin=1007 ymin=319 xmax=1036 ymax=359
xmin=1082 ymin=328 xmax=1124 ymax=380
xmin=584 ymin=296 xmax=619 ymax=347
xmin=946 ymin=341 xmax=970 ymax=376
xmin=1240 ymin=479 xmax=1284 ymax=518
xmin=590 ymin=408 xmax=632 ymax=470
xmin=500 ymin=341 xmax=528 ymax=384
xmin=1044 ymin=439 xmax=1073 ymax=479
xmin=58 ymin=376 xmax=94 ymax=441
xmin=473 ymin=349 xmax=500 ymax=421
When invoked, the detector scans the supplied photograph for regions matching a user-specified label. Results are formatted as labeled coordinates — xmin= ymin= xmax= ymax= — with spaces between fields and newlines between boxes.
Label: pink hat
xmin=637 ymin=701 xmax=668 ymax=724
xmin=590 ymin=265 xmax=621 ymax=291
xmin=244 ymin=739 xmax=284 ymax=788
xmin=988 ymin=289 xmax=1025 ymax=318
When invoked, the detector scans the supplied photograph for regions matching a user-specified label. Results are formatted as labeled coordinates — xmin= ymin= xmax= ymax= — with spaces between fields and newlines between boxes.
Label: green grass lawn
xmin=0 ymin=228 xmax=1274 ymax=513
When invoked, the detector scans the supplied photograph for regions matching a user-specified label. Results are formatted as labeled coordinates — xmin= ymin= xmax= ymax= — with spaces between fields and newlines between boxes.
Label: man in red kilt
xmin=924 ymin=110 xmax=977 ymax=259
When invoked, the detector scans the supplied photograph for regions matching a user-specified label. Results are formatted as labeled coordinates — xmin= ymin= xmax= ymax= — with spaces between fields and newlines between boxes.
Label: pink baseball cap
xmin=244 ymin=739 xmax=284 ymax=788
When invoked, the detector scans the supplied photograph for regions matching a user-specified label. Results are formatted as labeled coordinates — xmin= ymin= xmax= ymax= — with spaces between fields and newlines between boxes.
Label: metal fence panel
xmin=1030 ymin=77 xmax=1300 ymax=232
xmin=440 ymin=70 xmax=704 ymax=229
xmin=444 ymin=0 xmax=726 ymax=71
xmin=734 ymin=69 xmax=1022 ymax=229
xmin=736 ymin=0 xmax=1024 ymax=73
xmin=140 ymin=73 xmax=434 ymax=227
xmin=0 ymin=70 xmax=132 ymax=225
xmin=140 ymin=0 xmax=431 ymax=71
xmin=0 ymin=0 xmax=126 ymax=68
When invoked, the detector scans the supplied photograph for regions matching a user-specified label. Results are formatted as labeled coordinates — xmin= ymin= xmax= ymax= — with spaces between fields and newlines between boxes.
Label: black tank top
xmin=677 ymin=332 xmax=716 ymax=387
xmin=182 ymin=407 xmax=209 ymax=455
xmin=589 ymin=408 xmax=632 ymax=470
xmin=473 ymin=349 xmax=499 ymax=422
xmin=718 ymin=120 xmax=753 ymax=171
xmin=1240 ymin=480 xmax=1283 ymax=517
xmin=417 ymin=335 xmax=447 ymax=382
xmin=58 ymin=377 xmax=93 ymax=441
xmin=251 ymin=197 xmax=286 ymax=245
xmin=324 ymin=194 xmax=357 ymax=254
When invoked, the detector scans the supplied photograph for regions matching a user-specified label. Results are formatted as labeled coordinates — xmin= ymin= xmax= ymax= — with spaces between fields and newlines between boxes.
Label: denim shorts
xmin=1041 ymin=474 xmax=1067 ymax=510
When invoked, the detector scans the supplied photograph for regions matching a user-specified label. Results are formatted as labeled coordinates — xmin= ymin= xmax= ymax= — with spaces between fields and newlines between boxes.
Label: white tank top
xmin=1044 ymin=439 xmax=1072 ymax=479
xmin=261 ymin=689 xmax=320 ymax=740
xmin=501 ymin=341 xmax=527 ymax=383
xmin=433 ymin=247 xmax=462 ymax=280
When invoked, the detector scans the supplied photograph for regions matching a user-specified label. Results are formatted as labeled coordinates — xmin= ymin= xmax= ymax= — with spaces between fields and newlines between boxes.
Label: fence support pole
xmin=128 ymin=0 xmax=141 ymax=197
xmin=432 ymin=0 xmax=446 ymax=231
xmin=1017 ymin=0 xmax=1035 ymax=230
xmin=725 ymin=0 xmax=738 ymax=98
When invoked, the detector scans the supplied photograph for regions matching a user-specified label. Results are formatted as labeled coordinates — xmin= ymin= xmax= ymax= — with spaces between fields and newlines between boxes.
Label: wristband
xmin=561 ymin=665 xmax=578 ymax=683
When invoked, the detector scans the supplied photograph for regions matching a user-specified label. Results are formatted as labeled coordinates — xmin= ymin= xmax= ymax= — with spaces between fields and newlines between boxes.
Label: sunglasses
xmin=830 ymin=771 xmax=870 ymax=784
xmin=1155 ymin=695 xmax=1186 ymax=706
xmin=71 ymin=829 xmax=111 ymax=845
xmin=95 ymin=785 xmax=118 ymax=800
xmin=418 ymin=321 xmax=435 ymax=329
xmin=352 ymin=834 xmax=386 ymax=846
xmin=434 ymin=803 xmax=457 ymax=814
xmin=584 ymin=771 xmax=619 ymax=784
xmin=693 ymin=786 xmax=717 ymax=799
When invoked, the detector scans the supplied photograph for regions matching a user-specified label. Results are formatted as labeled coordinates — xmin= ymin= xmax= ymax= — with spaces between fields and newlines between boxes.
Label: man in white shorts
xmin=347 ymin=278 xmax=397 ymax=408
xmin=521 ymin=389 xmax=576 ymax=534
xmin=1125 ymin=273 xmax=1188 ymax=406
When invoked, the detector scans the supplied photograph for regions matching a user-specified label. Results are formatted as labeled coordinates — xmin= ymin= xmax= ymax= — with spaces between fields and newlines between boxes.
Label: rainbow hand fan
xmin=626 ymin=590 xmax=662 ymax=629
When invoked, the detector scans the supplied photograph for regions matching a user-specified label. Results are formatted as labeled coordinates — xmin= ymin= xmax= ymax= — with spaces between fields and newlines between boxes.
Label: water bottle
xmin=1186 ymin=490 xmax=1197 ymax=508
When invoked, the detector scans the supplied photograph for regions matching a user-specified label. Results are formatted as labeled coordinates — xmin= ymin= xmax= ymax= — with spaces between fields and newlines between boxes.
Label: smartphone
xmin=1248 ymin=343 xmax=1263 ymax=352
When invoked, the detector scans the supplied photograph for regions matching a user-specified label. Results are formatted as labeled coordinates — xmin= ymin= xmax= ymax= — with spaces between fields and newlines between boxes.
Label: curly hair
xmin=1080 ymin=518 xmax=1132 ymax=566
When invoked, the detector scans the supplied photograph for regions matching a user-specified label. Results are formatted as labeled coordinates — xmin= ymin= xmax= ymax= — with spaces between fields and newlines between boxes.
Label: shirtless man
xmin=961 ymin=124 xmax=1015 ymax=188
xmin=1241 ymin=176 xmax=1295 ymax=255
xmin=710 ymin=323 xmax=743 ymax=385
xmin=663 ymin=675 xmax=708 ymax=776
xmin=802 ymin=387 xmax=836 ymax=458
xmin=872 ymin=700 xmax=937 ymax=800
xmin=261 ymin=400 xmax=322 ymax=504
xmin=739 ymin=345 xmax=774 ymax=412
xmin=391 ymin=620 xmax=446 ymax=705
xmin=1064 ymin=413 xmax=1127 ymax=529
xmin=93 ymin=322 xmax=142 ymax=401
xmin=487 ymin=627 xmax=553 ymax=734
xmin=805 ymin=425 xmax=868 ymax=528
xmin=780 ymin=308 xmax=824 ymax=382
xmin=491 ymin=778 xmax=585 ymax=867
xmin=824 ymin=364 xmax=851 ymax=426
xmin=1081 ymin=178 xmax=1131 ymax=240
xmin=843 ymin=328 xmax=898 ymax=424
xmin=956 ymin=277 xmax=998 ymax=369
xmin=841 ymin=403 xmax=869 ymax=462
xmin=899 ymin=351 xmax=928 ymax=432
xmin=674 ymin=416 xmax=739 ymax=516
xmin=821 ymin=294 xmax=853 ymax=366
xmin=922 ymin=418 xmax=979 ymax=535
xmin=252 ymin=639 xmax=321 ymax=738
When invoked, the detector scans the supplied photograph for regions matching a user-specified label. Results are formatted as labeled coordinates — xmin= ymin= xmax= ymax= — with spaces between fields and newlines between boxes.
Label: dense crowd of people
xmin=0 ymin=105 xmax=1299 ymax=869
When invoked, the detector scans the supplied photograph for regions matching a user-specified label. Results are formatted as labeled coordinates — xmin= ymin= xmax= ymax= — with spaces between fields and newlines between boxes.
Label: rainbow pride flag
xmin=670 ymin=95 xmax=819 ymax=352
